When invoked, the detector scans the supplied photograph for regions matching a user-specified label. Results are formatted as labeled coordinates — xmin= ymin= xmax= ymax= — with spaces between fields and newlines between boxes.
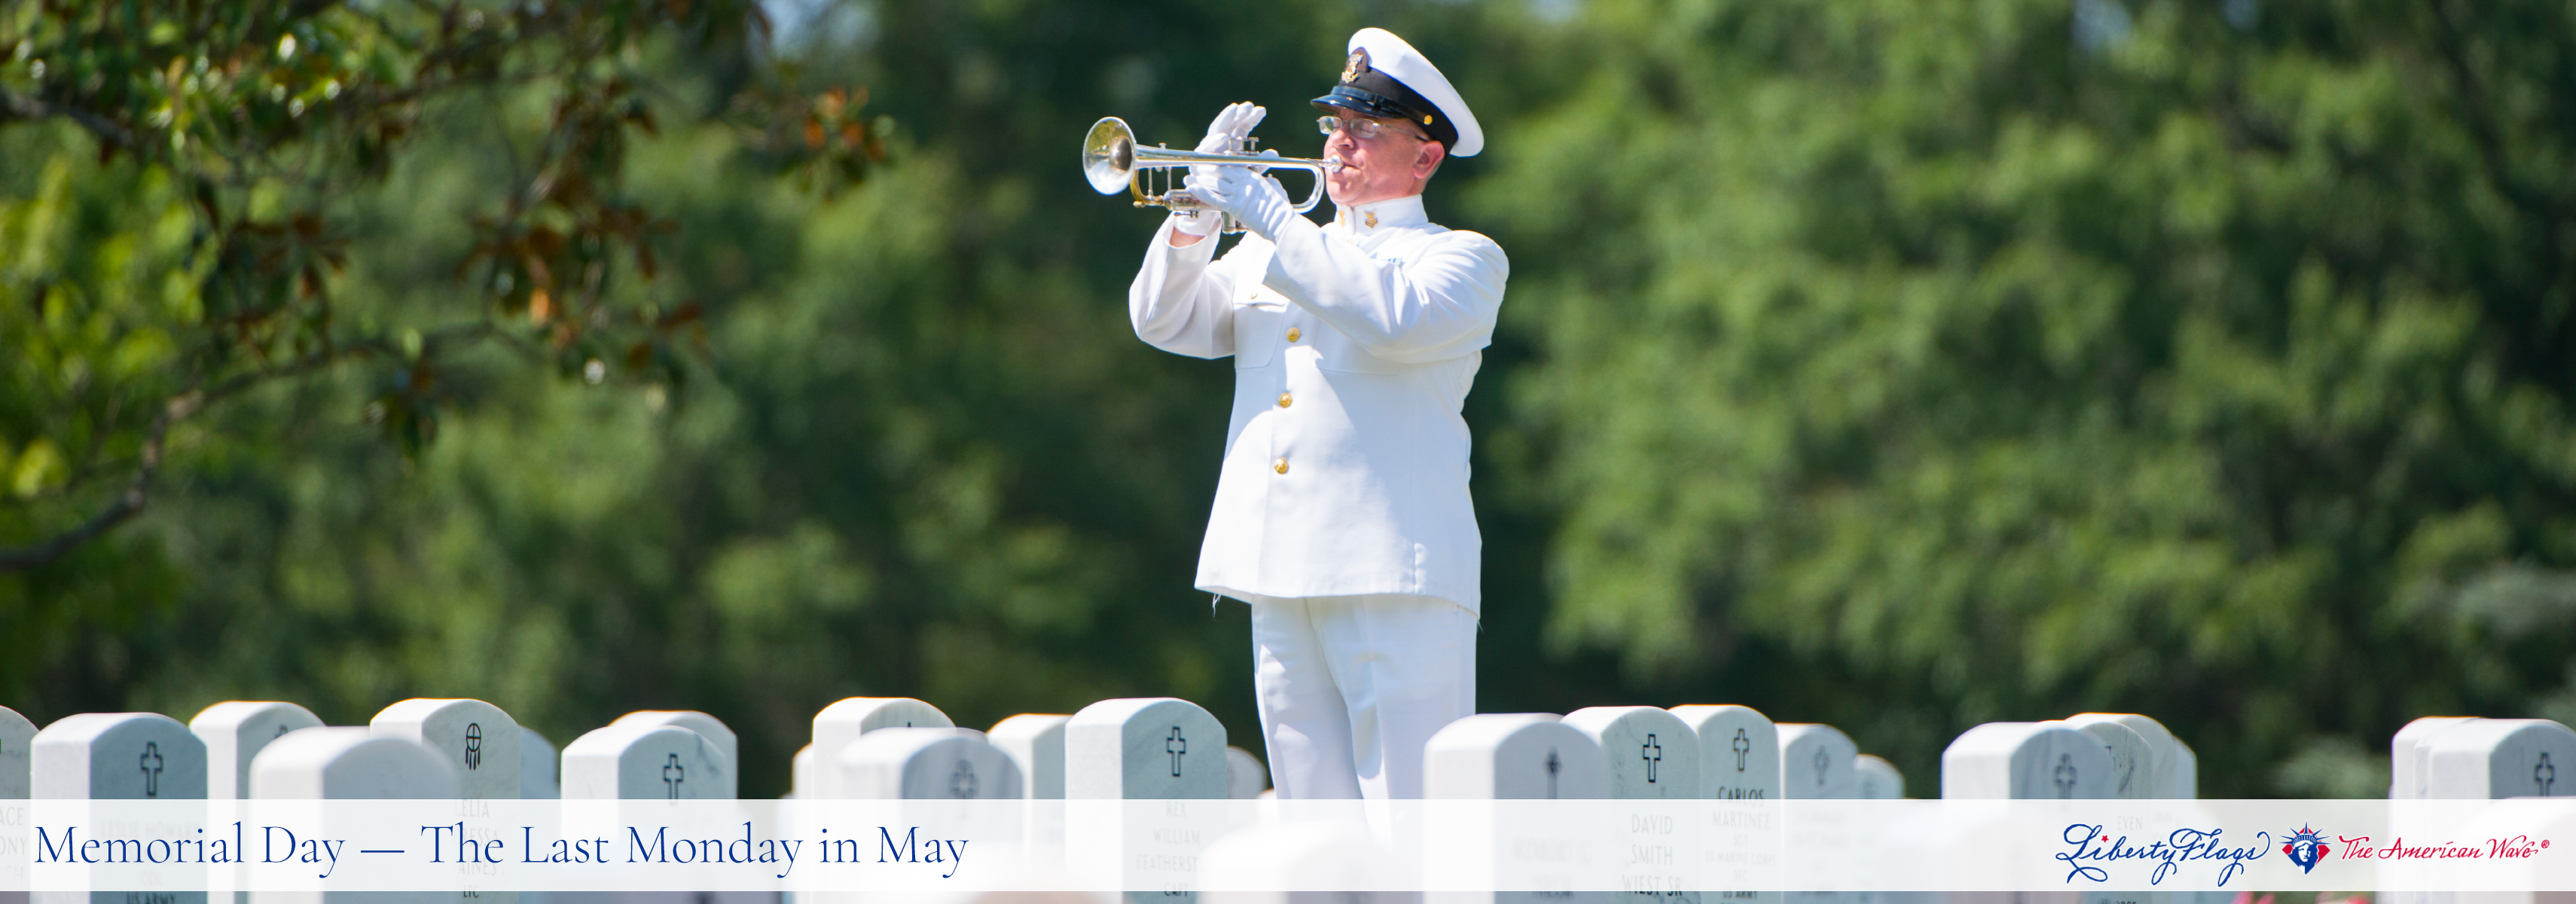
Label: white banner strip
xmin=1 ymin=799 xmax=2570 ymax=893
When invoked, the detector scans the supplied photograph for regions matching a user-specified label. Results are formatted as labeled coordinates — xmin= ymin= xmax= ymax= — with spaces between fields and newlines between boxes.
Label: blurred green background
xmin=6 ymin=0 xmax=2575 ymax=800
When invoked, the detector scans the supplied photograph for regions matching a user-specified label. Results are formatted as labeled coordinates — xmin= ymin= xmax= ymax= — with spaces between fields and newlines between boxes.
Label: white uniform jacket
xmin=1129 ymin=194 xmax=1509 ymax=614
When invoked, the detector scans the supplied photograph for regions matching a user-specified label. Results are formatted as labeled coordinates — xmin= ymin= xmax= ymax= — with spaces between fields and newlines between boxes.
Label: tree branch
xmin=0 ymin=391 xmax=189 ymax=573
xmin=0 ymin=84 xmax=142 ymax=149
xmin=0 ymin=341 xmax=398 ymax=573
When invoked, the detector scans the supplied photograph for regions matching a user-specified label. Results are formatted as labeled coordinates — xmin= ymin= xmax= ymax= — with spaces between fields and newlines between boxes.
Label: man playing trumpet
xmin=1127 ymin=27 xmax=1508 ymax=800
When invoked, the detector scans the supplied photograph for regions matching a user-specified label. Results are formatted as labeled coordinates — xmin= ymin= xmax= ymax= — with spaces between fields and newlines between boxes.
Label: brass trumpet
xmin=1082 ymin=117 xmax=1339 ymax=234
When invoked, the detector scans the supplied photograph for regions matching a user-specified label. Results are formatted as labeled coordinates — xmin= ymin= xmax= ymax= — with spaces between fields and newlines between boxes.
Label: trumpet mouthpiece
xmin=1323 ymin=155 xmax=1345 ymax=173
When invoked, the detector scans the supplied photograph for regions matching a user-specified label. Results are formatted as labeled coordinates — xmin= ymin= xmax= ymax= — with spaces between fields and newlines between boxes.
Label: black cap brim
xmin=1309 ymin=81 xmax=1459 ymax=149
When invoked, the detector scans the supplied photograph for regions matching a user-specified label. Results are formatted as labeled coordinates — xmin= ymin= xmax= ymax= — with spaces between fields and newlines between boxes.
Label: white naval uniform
xmin=1129 ymin=194 xmax=1508 ymax=799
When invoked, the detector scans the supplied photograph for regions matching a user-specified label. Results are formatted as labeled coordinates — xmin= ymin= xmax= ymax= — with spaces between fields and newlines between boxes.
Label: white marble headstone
xmin=811 ymin=697 xmax=951 ymax=771
xmin=248 ymin=728 xmax=458 ymax=904
xmin=2391 ymin=716 xmax=2482 ymax=799
xmin=2421 ymin=718 xmax=2576 ymax=799
xmin=1065 ymin=698 xmax=1227 ymax=799
xmin=834 ymin=727 xmax=1024 ymax=799
xmin=190 ymin=701 xmax=323 ymax=801
xmin=34 ymin=713 xmax=209 ymax=904
xmin=249 ymin=727 xmax=459 ymax=799
xmin=1777 ymin=724 xmax=1856 ymax=799
xmin=1 ymin=707 xmax=27 ymax=904
xmin=610 ymin=712 xmax=737 ymax=798
xmin=1225 ymin=747 xmax=1268 ymax=800
xmin=1940 ymin=722 xmax=2114 ymax=799
xmin=1672 ymin=705 xmax=1778 ymax=800
xmin=371 ymin=699 xmax=521 ymax=799
xmin=34 ymin=712 xmax=209 ymax=800
xmin=2065 ymin=713 xmax=2195 ymax=799
xmin=0 ymin=705 xmax=31 ymax=799
xmin=990 ymin=714 xmax=1071 ymax=799
xmin=791 ymin=744 xmax=816 ymax=798
xmin=1854 ymin=755 xmax=1903 ymax=799
xmin=563 ymin=724 xmax=732 ymax=800
xmin=1426 ymin=713 xmax=1609 ymax=800
xmin=519 ymin=728 xmax=559 ymax=799
xmin=1562 ymin=707 xmax=1700 ymax=798
xmin=2067 ymin=721 xmax=2150 ymax=800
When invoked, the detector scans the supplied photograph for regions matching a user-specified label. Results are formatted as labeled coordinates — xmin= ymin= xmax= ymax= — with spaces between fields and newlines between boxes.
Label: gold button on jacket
xmin=1286 ymin=327 xmax=1302 ymax=342
xmin=1273 ymin=457 xmax=1290 ymax=475
xmin=1277 ymin=392 xmax=1293 ymax=408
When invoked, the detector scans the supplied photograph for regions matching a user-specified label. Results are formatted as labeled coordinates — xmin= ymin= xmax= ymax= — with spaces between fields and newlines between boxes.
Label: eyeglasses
xmin=1316 ymin=115 xmax=1425 ymax=142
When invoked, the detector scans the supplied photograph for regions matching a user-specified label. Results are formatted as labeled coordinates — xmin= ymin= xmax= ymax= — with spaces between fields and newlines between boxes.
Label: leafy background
xmin=6 ymin=0 xmax=2575 ymax=800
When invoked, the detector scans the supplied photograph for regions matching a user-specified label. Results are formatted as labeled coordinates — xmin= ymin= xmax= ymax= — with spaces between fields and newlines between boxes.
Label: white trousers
xmin=1250 ymin=594 xmax=1476 ymax=800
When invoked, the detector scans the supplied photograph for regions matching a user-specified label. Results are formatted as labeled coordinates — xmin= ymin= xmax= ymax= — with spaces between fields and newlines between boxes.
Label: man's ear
xmin=1415 ymin=139 xmax=1447 ymax=181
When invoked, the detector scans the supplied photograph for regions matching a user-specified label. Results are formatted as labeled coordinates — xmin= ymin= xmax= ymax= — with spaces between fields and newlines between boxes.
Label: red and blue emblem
xmin=2282 ymin=825 xmax=2332 ymax=873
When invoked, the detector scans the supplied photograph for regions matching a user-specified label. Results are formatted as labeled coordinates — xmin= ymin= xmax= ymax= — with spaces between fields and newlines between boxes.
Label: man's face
xmin=1321 ymin=108 xmax=1445 ymax=208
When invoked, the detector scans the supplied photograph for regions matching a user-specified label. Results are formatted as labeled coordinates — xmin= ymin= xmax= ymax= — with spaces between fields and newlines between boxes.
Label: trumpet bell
xmin=1082 ymin=117 xmax=1137 ymax=194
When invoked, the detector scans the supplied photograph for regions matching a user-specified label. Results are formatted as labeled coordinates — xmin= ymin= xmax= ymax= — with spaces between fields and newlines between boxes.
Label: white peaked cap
xmin=1316 ymin=27 xmax=1485 ymax=157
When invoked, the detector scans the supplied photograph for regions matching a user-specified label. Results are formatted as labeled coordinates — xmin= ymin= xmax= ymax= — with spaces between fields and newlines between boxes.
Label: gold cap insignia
xmin=1341 ymin=48 xmax=1369 ymax=84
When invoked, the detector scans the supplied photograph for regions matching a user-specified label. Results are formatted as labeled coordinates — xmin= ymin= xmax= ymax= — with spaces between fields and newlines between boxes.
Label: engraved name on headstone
xmin=1424 ymin=713 xmax=1610 ymax=904
xmin=1564 ymin=707 xmax=1699 ymax=904
xmin=190 ymin=702 xmax=323 ymax=802
xmin=32 ymin=713 xmax=211 ymax=904
xmin=370 ymin=700 xmax=520 ymax=904
xmin=1673 ymin=705 xmax=1778 ymax=801
xmin=1671 ymin=706 xmax=1781 ymax=904
xmin=1065 ymin=698 xmax=1231 ymax=904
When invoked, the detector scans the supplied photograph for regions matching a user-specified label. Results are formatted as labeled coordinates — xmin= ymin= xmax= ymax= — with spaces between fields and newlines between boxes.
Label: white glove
xmin=1174 ymin=102 xmax=1266 ymax=237
xmin=1195 ymin=155 xmax=1298 ymax=240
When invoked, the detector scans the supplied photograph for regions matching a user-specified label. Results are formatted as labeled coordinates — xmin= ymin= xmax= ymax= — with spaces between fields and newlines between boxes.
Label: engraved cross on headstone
xmin=2053 ymin=753 xmax=2077 ymax=799
xmin=2539 ymin=753 xmax=2558 ymax=796
xmin=1813 ymin=745 xmax=1830 ymax=787
xmin=1165 ymin=726 xmax=1187 ymax=777
xmin=140 ymin=742 xmax=166 ymax=798
xmin=464 ymin=722 xmax=484 ymax=770
xmin=1641 ymin=734 xmax=1663 ymax=783
xmin=1732 ymin=729 xmax=1752 ymax=772
xmin=951 ymin=759 xmax=979 ymax=799
xmin=663 ymin=753 xmax=686 ymax=799
xmin=1545 ymin=748 xmax=1562 ymax=799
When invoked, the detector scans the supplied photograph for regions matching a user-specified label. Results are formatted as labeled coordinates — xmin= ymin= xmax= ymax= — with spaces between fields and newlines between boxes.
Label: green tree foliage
xmin=0 ymin=0 xmax=884 ymax=567
xmin=1479 ymin=0 xmax=2576 ymax=794
xmin=6 ymin=0 xmax=2574 ymax=799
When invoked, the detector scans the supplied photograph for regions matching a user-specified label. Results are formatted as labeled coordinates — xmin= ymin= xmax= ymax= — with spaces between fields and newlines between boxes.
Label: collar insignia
xmin=1341 ymin=49 xmax=1369 ymax=84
